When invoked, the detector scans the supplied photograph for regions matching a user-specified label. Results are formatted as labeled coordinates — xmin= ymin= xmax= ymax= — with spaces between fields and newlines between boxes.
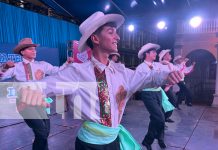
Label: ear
xmin=20 ymin=51 xmax=24 ymax=55
xmin=91 ymin=34 xmax=100 ymax=45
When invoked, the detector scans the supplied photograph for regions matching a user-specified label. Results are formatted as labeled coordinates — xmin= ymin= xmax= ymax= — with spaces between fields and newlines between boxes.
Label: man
xmin=159 ymin=49 xmax=179 ymax=120
xmin=137 ymin=43 xmax=168 ymax=150
xmin=109 ymin=52 xmax=120 ymax=63
xmin=0 ymin=38 xmax=71 ymax=150
xmin=18 ymin=12 xmax=182 ymax=150
xmin=173 ymin=55 xmax=195 ymax=106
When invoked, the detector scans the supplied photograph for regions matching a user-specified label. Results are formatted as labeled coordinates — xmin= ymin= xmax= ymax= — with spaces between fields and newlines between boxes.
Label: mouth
xmin=113 ymin=42 xmax=118 ymax=46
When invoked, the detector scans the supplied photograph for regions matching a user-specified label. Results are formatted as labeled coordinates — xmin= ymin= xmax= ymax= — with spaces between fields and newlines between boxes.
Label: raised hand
xmin=17 ymin=86 xmax=48 ymax=110
xmin=2 ymin=61 xmax=15 ymax=71
xmin=167 ymin=71 xmax=183 ymax=85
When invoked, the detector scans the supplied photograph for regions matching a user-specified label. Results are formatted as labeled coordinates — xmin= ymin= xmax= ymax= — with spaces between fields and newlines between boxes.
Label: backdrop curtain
xmin=0 ymin=2 xmax=80 ymax=64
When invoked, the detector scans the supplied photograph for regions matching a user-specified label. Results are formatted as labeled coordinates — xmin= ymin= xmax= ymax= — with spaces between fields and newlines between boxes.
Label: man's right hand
xmin=19 ymin=86 xmax=49 ymax=108
xmin=167 ymin=71 xmax=183 ymax=85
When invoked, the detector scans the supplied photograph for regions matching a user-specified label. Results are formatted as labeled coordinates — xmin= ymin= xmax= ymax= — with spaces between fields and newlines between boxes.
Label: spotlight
xmin=157 ymin=21 xmax=166 ymax=30
xmin=130 ymin=0 xmax=138 ymax=8
xmin=153 ymin=0 xmax=157 ymax=6
xmin=189 ymin=16 xmax=202 ymax=28
xmin=128 ymin=24 xmax=135 ymax=32
xmin=104 ymin=4 xmax=110 ymax=12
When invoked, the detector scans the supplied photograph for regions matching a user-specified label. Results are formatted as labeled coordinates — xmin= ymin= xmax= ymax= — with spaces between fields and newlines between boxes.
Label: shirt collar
xmin=91 ymin=56 xmax=115 ymax=73
xmin=22 ymin=58 xmax=34 ymax=64
xmin=144 ymin=60 xmax=153 ymax=66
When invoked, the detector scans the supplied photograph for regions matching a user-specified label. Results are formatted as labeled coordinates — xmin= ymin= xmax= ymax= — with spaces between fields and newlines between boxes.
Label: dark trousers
xmin=163 ymin=87 xmax=177 ymax=119
xmin=141 ymin=91 xmax=165 ymax=144
xmin=24 ymin=119 xmax=50 ymax=150
xmin=75 ymin=136 xmax=120 ymax=150
xmin=177 ymin=81 xmax=193 ymax=105
xmin=17 ymin=104 xmax=50 ymax=150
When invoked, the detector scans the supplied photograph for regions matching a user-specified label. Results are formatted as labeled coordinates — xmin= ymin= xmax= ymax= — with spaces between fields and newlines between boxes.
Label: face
xmin=176 ymin=58 xmax=183 ymax=64
xmin=145 ymin=50 xmax=157 ymax=61
xmin=21 ymin=46 xmax=37 ymax=60
xmin=93 ymin=25 xmax=120 ymax=54
xmin=163 ymin=52 xmax=172 ymax=61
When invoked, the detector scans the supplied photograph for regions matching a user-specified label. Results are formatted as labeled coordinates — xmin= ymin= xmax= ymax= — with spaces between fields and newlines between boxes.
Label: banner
xmin=68 ymin=40 xmax=92 ymax=63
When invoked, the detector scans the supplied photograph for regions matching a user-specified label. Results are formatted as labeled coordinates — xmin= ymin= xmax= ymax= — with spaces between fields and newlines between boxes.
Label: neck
xmin=23 ymin=56 xmax=33 ymax=62
xmin=92 ymin=48 xmax=109 ymax=65
xmin=145 ymin=58 xmax=153 ymax=63
xmin=163 ymin=59 xmax=169 ymax=62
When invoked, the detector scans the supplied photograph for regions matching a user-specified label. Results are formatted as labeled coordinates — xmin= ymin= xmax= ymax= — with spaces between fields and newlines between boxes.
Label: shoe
xmin=142 ymin=140 xmax=152 ymax=150
xmin=164 ymin=124 xmax=168 ymax=130
xmin=158 ymin=141 xmax=167 ymax=149
xmin=165 ymin=118 xmax=174 ymax=123
xmin=187 ymin=103 xmax=192 ymax=106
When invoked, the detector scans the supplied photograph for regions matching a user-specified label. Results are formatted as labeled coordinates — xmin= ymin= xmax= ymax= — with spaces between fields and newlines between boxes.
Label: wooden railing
xmin=177 ymin=19 xmax=218 ymax=34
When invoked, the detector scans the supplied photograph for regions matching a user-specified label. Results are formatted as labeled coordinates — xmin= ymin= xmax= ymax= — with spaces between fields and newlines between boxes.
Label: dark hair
xmin=86 ymin=22 xmax=117 ymax=49
xmin=142 ymin=49 xmax=156 ymax=60
xmin=19 ymin=47 xmax=28 ymax=55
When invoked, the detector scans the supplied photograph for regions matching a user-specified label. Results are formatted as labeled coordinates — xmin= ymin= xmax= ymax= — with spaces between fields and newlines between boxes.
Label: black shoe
xmin=158 ymin=141 xmax=167 ymax=149
xmin=165 ymin=118 xmax=174 ymax=123
xmin=142 ymin=140 xmax=152 ymax=150
xmin=164 ymin=124 xmax=168 ymax=130
xmin=187 ymin=103 xmax=192 ymax=106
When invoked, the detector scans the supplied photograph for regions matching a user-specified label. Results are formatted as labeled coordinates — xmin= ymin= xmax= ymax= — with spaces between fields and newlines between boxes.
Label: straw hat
xmin=78 ymin=11 xmax=124 ymax=52
xmin=110 ymin=52 xmax=120 ymax=57
xmin=158 ymin=49 xmax=171 ymax=62
xmin=13 ymin=38 xmax=39 ymax=54
xmin=173 ymin=55 xmax=183 ymax=63
xmin=138 ymin=43 xmax=160 ymax=59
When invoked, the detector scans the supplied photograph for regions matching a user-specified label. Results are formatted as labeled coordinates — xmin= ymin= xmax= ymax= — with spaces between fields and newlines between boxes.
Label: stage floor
xmin=0 ymin=100 xmax=218 ymax=150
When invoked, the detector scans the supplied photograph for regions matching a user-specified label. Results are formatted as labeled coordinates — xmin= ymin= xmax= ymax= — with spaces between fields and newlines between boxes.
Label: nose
xmin=115 ymin=33 xmax=120 ymax=41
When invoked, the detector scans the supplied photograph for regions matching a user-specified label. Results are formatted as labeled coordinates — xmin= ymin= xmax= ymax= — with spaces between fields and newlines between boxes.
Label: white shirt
xmin=41 ymin=56 xmax=169 ymax=127
xmin=174 ymin=63 xmax=194 ymax=75
xmin=0 ymin=58 xmax=67 ymax=81
xmin=160 ymin=60 xmax=178 ymax=71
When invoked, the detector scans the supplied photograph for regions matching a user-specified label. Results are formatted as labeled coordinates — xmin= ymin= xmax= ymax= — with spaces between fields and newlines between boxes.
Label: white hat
xmin=159 ymin=49 xmax=171 ymax=62
xmin=138 ymin=43 xmax=160 ymax=59
xmin=110 ymin=52 xmax=120 ymax=57
xmin=78 ymin=11 xmax=125 ymax=52
xmin=173 ymin=55 xmax=183 ymax=63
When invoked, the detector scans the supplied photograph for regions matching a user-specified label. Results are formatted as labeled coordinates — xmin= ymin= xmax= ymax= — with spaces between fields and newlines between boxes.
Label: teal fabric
xmin=44 ymin=97 xmax=53 ymax=114
xmin=160 ymin=88 xmax=175 ymax=112
xmin=78 ymin=121 xmax=141 ymax=150
xmin=142 ymin=87 xmax=161 ymax=91
xmin=0 ymin=2 xmax=80 ymax=64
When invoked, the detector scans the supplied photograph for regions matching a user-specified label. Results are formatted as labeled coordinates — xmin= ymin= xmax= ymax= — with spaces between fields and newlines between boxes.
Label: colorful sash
xmin=78 ymin=121 xmax=141 ymax=150
xmin=160 ymin=88 xmax=175 ymax=112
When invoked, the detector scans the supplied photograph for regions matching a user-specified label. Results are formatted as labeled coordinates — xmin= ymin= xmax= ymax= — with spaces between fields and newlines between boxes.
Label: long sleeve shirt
xmin=139 ymin=60 xmax=176 ymax=91
xmin=40 ymin=56 xmax=170 ymax=127
xmin=0 ymin=58 xmax=67 ymax=81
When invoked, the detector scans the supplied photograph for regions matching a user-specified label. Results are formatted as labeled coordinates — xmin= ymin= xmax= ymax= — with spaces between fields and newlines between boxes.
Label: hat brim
xmin=138 ymin=45 xmax=160 ymax=59
xmin=159 ymin=50 xmax=171 ymax=62
xmin=173 ymin=57 xmax=183 ymax=63
xmin=110 ymin=52 xmax=120 ymax=57
xmin=78 ymin=14 xmax=124 ymax=52
xmin=13 ymin=44 xmax=39 ymax=54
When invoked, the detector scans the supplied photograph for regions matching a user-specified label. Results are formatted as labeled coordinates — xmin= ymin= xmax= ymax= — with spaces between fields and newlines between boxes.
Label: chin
xmin=113 ymin=49 xmax=118 ymax=52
